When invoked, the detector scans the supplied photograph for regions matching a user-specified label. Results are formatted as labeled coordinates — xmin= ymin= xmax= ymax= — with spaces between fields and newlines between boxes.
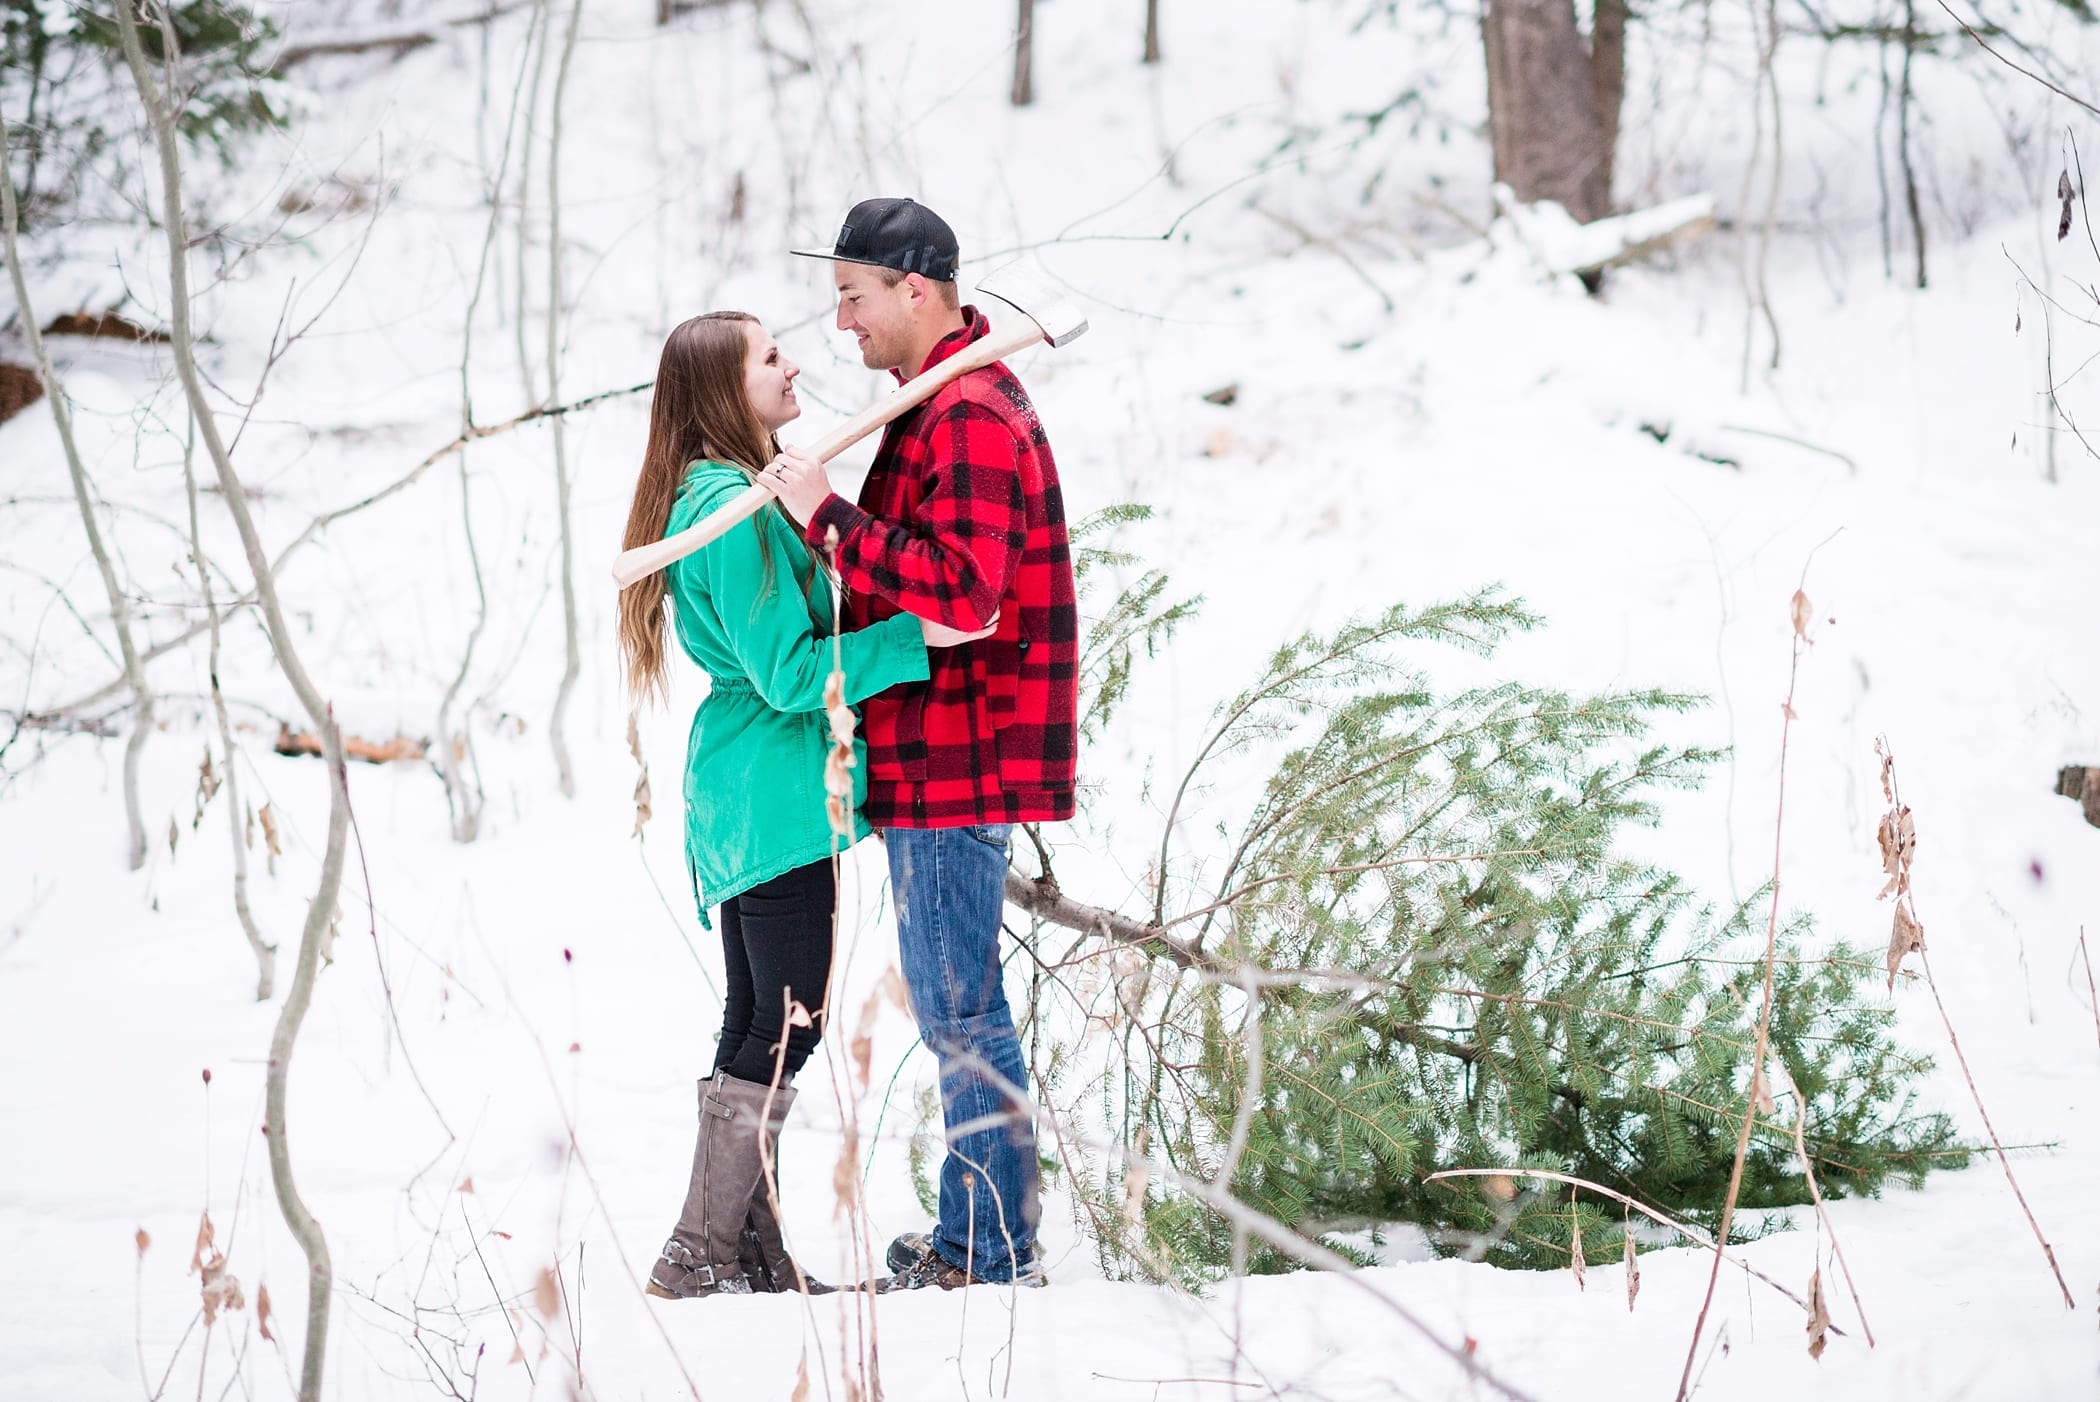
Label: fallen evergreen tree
xmin=1010 ymin=525 xmax=1967 ymax=1281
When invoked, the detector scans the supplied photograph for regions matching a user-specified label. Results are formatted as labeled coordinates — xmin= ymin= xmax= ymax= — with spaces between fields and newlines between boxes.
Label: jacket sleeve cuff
xmin=873 ymin=611 xmax=932 ymax=685
xmin=838 ymin=611 xmax=931 ymax=704
xmin=805 ymin=494 xmax=868 ymax=556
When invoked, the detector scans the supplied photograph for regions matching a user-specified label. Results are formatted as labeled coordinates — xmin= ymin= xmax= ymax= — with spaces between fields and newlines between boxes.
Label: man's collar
xmin=891 ymin=305 xmax=989 ymax=384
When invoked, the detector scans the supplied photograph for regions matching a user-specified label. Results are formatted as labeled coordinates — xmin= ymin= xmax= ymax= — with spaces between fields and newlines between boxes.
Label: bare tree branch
xmin=115 ymin=7 xmax=346 ymax=1396
xmin=544 ymin=0 xmax=584 ymax=800
xmin=181 ymin=414 xmax=276 ymax=999
xmin=1929 ymin=0 xmax=2100 ymax=117
xmin=1 ymin=120 xmax=154 ymax=869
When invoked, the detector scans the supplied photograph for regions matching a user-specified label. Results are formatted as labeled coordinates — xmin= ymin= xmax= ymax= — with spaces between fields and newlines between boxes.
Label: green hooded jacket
xmin=665 ymin=460 xmax=930 ymax=917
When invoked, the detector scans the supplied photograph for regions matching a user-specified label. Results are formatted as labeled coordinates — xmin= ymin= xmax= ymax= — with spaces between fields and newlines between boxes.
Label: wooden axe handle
xmin=611 ymin=315 xmax=1046 ymax=590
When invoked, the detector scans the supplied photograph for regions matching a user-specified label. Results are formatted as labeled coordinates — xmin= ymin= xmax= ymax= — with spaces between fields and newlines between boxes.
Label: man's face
xmin=833 ymin=264 xmax=918 ymax=371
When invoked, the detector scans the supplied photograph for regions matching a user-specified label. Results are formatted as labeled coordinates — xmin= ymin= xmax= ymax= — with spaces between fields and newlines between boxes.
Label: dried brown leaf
xmin=458 ymin=1177 xmax=475 ymax=1194
xmin=259 ymin=802 xmax=281 ymax=876
xmin=168 ymin=815 xmax=179 ymax=856
xmin=1569 ymin=1205 xmax=1586 ymax=1291
xmin=1875 ymin=806 xmax=1916 ymax=899
xmin=2061 ymin=170 xmax=2076 ymax=243
xmin=832 ymin=1125 xmax=859 ymax=1220
xmin=1886 ymin=905 xmax=1925 ymax=992
xmin=822 ymin=672 xmax=855 ymax=749
xmin=194 ymin=747 xmax=220 ymax=827
xmin=199 ymin=1253 xmax=245 ymax=1323
xmin=791 ymin=1355 xmax=811 ymax=1402
xmin=257 ymin=1283 xmax=274 ymax=1341
xmin=1790 ymin=589 xmax=1812 ymax=641
xmin=849 ymin=985 xmax=884 ymax=1089
xmin=190 ymin=1212 xmax=215 ymax=1274
xmin=1624 ymin=1226 xmax=1640 ymax=1311
xmin=533 ymin=1266 xmax=559 ymax=1319
xmin=632 ymin=771 xmax=652 ymax=837
xmin=134 ymin=1227 xmax=151 ymax=1258
xmin=878 ymin=966 xmax=908 ymax=1012
xmin=850 ymin=1031 xmax=873 ymax=1090
xmin=627 ymin=712 xmax=651 ymax=836
xmin=1122 ymin=1129 xmax=1151 ymax=1231
xmin=1805 ymin=1267 xmax=1830 ymax=1359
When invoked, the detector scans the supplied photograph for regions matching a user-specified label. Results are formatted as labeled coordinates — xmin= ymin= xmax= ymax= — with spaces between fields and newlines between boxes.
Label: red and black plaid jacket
xmin=805 ymin=307 xmax=1078 ymax=828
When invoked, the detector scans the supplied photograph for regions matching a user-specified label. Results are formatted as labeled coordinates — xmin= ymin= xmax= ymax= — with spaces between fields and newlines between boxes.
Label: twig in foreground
xmin=1878 ymin=739 xmax=2076 ymax=1309
xmin=1675 ymin=565 xmax=1822 ymax=1402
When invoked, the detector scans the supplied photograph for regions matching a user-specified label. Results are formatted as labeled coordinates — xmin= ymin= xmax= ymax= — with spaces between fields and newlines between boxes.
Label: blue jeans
xmin=884 ymin=824 xmax=1038 ymax=1282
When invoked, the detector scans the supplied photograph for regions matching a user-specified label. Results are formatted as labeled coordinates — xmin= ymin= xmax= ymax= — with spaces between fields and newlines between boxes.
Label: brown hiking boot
xmin=738 ymin=1082 xmax=836 ymax=1296
xmin=867 ymin=1231 xmax=1047 ymax=1293
xmin=645 ymin=1072 xmax=768 ymax=1300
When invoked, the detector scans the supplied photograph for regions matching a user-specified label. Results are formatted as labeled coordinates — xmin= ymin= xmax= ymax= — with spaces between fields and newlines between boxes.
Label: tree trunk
xmin=1013 ymin=0 xmax=1035 ymax=106
xmin=1480 ymin=0 xmax=1620 ymax=224
xmin=1143 ymin=0 xmax=1161 ymax=64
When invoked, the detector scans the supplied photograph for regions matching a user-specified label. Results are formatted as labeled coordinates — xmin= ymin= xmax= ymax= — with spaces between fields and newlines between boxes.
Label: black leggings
xmin=713 ymin=859 xmax=835 ymax=1084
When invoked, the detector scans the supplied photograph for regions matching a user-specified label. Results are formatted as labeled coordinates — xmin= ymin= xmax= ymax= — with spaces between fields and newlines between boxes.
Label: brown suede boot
xmin=737 ymin=1083 xmax=836 ymax=1295
xmin=645 ymin=1072 xmax=767 ymax=1300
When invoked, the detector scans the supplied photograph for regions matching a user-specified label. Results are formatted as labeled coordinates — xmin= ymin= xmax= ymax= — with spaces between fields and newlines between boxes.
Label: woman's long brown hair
xmin=618 ymin=312 xmax=814 ymax=704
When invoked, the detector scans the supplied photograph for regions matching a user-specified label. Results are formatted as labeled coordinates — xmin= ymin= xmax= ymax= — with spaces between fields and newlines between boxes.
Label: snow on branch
xmin=1490 ymin=184 xmax=1718 ymax=278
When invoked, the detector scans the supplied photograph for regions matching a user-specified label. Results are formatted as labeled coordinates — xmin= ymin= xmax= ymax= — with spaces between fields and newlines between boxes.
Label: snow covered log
xmin=1489 ymin=184 xmax=1718 ymax=278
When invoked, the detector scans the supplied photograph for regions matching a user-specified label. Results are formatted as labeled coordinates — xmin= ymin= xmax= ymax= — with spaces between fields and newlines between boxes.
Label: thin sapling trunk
xmin=0 ymin=120 xmax=155 ymax=869
xmin=115 ymin=8 xmax=345 ymax=1397
xmin=181 ymin=418 xmax=276 ymax=999
xmin=545 ymin=0 xmax=584 ymax=799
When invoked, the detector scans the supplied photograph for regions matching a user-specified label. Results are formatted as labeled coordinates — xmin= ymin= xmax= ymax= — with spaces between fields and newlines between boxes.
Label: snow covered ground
xmin=3 ymin=2 xmax=2098 ymax=1398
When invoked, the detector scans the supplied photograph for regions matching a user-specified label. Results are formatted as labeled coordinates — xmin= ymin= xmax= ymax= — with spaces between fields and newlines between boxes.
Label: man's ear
xmin=904 ymin=273 xmax=931 ymax=309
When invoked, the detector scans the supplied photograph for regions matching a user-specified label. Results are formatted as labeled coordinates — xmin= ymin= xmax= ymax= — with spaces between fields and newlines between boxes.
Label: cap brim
xmin=790 ymin=248 xmax=892 ymax=265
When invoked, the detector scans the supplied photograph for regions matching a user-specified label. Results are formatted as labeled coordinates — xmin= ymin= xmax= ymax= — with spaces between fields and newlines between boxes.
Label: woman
xmin=618 ymin=312 xmax=987 ymax=1299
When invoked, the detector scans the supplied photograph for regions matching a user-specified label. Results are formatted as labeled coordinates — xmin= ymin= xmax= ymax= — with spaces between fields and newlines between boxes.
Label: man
xmin=762 ymin=197 xmax=1078 ymax=1290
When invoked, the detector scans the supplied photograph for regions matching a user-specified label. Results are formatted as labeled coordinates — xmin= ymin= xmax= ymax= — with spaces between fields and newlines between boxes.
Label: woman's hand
xmin=760 ymin=448 xmax=831 ymax=527
xmin=919 ymin=612 xmax=999 ymax=649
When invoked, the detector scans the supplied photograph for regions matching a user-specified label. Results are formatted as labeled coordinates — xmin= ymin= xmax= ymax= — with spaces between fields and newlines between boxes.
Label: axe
xmin=610 ymin=270 xmax=1088 ymax=591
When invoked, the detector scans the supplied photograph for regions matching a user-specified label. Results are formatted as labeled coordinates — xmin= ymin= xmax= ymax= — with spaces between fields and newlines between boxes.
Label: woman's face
xmin=742 ymin=322 xmax=801 ymax=431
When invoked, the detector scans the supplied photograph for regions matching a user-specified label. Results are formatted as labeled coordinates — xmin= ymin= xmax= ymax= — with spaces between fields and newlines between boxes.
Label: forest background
xmin=3 ymin=1 xmax=2098 ymax=1399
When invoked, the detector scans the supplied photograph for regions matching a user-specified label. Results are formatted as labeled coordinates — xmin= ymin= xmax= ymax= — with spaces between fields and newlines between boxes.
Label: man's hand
xmin=761 ymin=447 xmax=831 ymax=527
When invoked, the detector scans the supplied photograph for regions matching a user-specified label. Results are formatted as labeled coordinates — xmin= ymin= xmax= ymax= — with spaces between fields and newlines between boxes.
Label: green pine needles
xmin=1032 ymin=547 xmax=1966 ymax=1283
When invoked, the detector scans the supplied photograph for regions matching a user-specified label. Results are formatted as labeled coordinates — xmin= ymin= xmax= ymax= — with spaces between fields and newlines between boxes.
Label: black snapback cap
xmin=792 ymin=197 xmax=960 ymax=282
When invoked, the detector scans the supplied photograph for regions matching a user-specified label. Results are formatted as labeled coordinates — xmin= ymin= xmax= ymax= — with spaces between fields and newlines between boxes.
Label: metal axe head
xmin=974 ymin=266 xmax=1090 ymax=348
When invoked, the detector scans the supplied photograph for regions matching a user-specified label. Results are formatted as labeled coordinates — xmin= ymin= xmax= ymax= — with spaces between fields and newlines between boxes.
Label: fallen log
xmin=275 ymin=723 xmax=428 ymax=765
xmin=42 ymin=310 xmax=167 ymax=342
xmin=0 ymin=361 xmax=41 ymax=426
xmin=2058 ymin=765 xmax=2100 ymax=829
xmin=1489 ymin=185 xmax=1719 ymax=279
